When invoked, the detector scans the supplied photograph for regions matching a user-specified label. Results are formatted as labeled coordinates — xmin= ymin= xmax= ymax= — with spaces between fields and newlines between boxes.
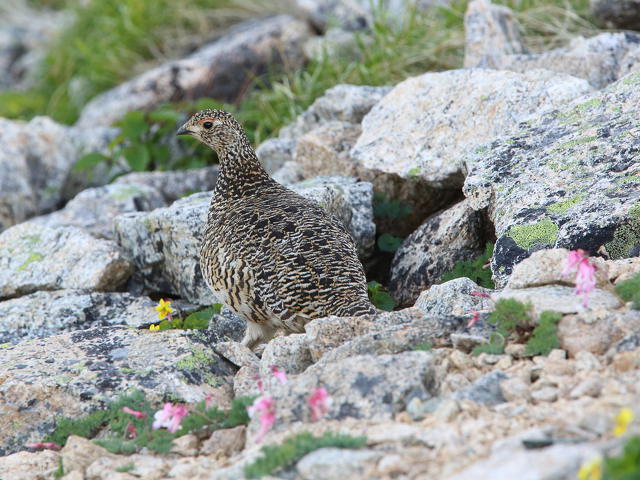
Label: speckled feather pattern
xmin=178 ymin=110 xmax=375 ymax=348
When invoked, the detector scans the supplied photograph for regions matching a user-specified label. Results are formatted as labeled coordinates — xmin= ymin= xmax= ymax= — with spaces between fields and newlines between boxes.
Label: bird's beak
xmin=176 ymin=124 xmax=192 ymax=136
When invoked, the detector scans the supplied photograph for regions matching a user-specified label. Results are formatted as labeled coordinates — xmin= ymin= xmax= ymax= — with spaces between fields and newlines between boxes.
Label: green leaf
xmin=182 ymin=307 xmax=217 ymax=329
xmin=123 ymin=144 xmax=151 ymax=171
xmin=149 ymin=144 xmax=170 ymax=167
xmin=367 ymin=281 xmax=396 ymax=311
xmin=118 ymin=111 xmax=149 ymax=140
xmin=377 ymin=233 xmax=404 ymax=252
xmin=148 ymin=108 xmax=182 ymax=124
xmin=73 ymin=152 xmax=110 ymax=172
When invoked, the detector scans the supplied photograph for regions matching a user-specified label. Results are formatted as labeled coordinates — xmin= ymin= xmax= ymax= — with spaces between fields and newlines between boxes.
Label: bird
xmin=177 ymin=109 xmax=376 ymax=349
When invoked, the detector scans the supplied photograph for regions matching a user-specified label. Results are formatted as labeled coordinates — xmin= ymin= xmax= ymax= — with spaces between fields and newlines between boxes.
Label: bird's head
xmin=176 ymin=109 xmax=247 ymax=153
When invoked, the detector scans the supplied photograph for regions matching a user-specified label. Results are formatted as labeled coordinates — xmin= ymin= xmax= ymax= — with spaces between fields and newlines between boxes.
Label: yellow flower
xmin=612 ymin=407 xmax=634 ymax=437
xmin=154 ymin=299 xmax=174 ymax=320
xmin=149 ymin=324 xmax=160 ymax=331
xmin=577 ymin=456 xmax=602 ymax=480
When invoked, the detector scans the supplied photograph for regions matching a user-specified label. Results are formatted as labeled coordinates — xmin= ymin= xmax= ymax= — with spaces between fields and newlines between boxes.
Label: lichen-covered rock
xmin=259 ymin=334 xmax=313 ymax=377
xmin=389 ymin=200 xmax=485 ymax=307
xmin=414 ymin=277 xmax=492 ymax=318
xmin=77 ymin=16 xmax=312 ymax=127
xmin=464 ymin=0 xmax=640 ymax=89
xmin=247 ymin=351 xmax=437 ymax=442
xmin=0 ymin=224 xmax=132 ymax=299
xmin=351 ymin=69 xmax=592 ymax=190
xmin=114 ymin=166 xmax=219 ymax=203
xmin=0 ymin=290 xmax=157 ymax=344
xmin=26 ymin=183 xmax=166 ymax=240
xmin=296 ymin=448 xmax=381 ymax=479
xmin=0 ymin=116 xmax=115 ymax=232
xmin=464 ymin=71 xmax=640 ymax=286
xmin=590 ymin=0 xmax=640 ymax=30
xmin=255 ymin=138 xmax=296 ymax=175
xmin=463 ymin=0 xmax=526 ymax=69
xmin=0 ymin=326 xmax=236 ymax=455
xmin=115 ymin=178 xmax=375 ymax=304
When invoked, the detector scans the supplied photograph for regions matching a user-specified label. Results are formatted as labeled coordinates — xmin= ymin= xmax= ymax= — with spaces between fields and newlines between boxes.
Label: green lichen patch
xmin=17 ymin=252 xmax=44 ymax=271
xmin=553 ymin=136 xmax=598 ymax=151
xmin=623 ymin=72 xmax=640 ymax=86
xmin=575 ymin=98 xmax=602 ymax=113
xmin=176 ymin=345 xmax=220 ymax=386
xmin=546 ymin=194 xmax=586 ymax=215
xmin=507 ymin=218 xmax=559 ymax=250
xmin=605 ymin=218 xmax=640 ymax=259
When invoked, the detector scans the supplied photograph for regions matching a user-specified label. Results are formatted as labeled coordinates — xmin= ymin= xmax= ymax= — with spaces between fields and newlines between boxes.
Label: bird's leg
xmin=241 ymin=321 xmax=276 ymax=350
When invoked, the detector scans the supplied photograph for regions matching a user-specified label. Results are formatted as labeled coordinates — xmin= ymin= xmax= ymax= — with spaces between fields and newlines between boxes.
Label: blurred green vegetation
xmin=4 ymin=0 xmax=596 ymax=142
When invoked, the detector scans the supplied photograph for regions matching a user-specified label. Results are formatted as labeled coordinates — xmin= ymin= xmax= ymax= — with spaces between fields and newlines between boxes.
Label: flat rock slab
xmin=0 ymin=223 xmax=132 ymax=299
xmin=492 ymin=286 xmax=622 ymax=315
xmin=115 ymin=177 xmax=375 ymax=305
xmin=464 ymin=71 xmax=640 ymax=285
xmin=0 ymin=326 xmax=236 ymax=456
xmin=0 ymin=290 xmax=157 ymax=344
xmin=350 ymin=68 xmax=593 ymax=189
xmin=77 ymin=15 xmax=312 ymax=127
xmin=26 ymin=183 xmax=166 ymax=240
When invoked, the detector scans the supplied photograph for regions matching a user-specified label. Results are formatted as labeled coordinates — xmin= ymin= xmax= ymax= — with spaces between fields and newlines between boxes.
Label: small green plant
xmin=45 ymin=390 xmax=254 ymax=454
xmin=615 ymin=272 xmax=640 ymax=309
xmin=604 ymin=436 xmax=640 ymax=479
xmin=525 ymin=311 xmax=561 ymax=356
xmin=151 ymin=304 xmax=222 ymax=331
xmin=373 ymin=193 xmax=413 ymax=220
xmin=472 ymin=299 xmax=562 ymax=356
xmin=116 ymin=462 xmax=135 ymax=473
xmin=441 ymin=242 xmax=495 ymax=289
xmin=367 ymin=281 xmax=395 ymax=311
xmin=244 ymin=432 xmax=367 ymax=478
xmin=53 ymin=458 xmax=64 ymax=479
xmin=413 ymin=342 xmax=433 ymax=351
xmin=377 ymin=233 xmax=404 ymax=252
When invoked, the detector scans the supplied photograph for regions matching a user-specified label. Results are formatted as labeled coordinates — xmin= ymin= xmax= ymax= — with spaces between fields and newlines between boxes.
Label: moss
xmin=605 ymin=218 xmax=640 ymax=259
xmin=546 ymin=194 xmax=585 ymax=215
xmin=407 ymin=167 xmax=421 ymax=177
xmin=554 ymin=136 xmax=598 ymax=151
xmin=507 ymin=218 xmax=559 ymax=250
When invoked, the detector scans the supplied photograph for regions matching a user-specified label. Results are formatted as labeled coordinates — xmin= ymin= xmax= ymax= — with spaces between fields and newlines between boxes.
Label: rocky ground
xmin=0 ymin=0 xmax=640 ymax=479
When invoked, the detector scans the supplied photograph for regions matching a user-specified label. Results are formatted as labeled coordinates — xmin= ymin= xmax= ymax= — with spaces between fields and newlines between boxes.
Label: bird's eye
xmin=203 ymin=121 xmax=213 ymax=129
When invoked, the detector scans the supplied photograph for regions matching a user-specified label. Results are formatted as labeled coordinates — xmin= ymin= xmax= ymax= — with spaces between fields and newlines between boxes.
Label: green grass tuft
xmin=441 ymin=242 xmax=495 ymax=289
xmin=244 ymin=432 xmax=367 ymax=479
xmin=472 ymin=298 xmax=532 ymax=355
xmin=615 ymin=273 xmax=640 ymax=309
xmin=525 ymin=311 xmax=561 ymax=356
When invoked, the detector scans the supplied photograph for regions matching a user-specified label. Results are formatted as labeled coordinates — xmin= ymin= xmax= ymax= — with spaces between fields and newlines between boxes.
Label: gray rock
xmin=255 ymin=138 xmax=296 ymax=175
xmin=464 ymin=1 xmax=640 ymax=89
xmin=115 ymin=166 xmax=219 ymax=203
xmin=591 ymin=0 xmax=640 ymax=30
xmin=463 ymin=0 xmax=526 ymax=69
xmin=0 ymin=290 xmax=157 ymax=344
xmin=389 ymin=199 xmax=485 ymax=307
xmin=0 ymin=223 xmax=132 ymax=299
xmin=0 ymin=326 xmax=236 ymax=455
xmin=77 ymin=16 xmax=312 ymax=127
xmin=25 ymin=184 xmax=166 ymax=240
xmin=259 ymin=334 xmax=313 ymax=377
xmin=0 ymin=117 xmax=115 ymax=233
xmin=247 ymin=351 xmax=437 ymax=440
xmin=492 ymin=286 xmax=622 ymax=315
xmin=279 ymin=84 xmax=391 ymax=140
xmin=207 ymin=307 xmax=246 ymax=344
xmin=297 ymin=448 xmax=380 ymax=480
xmin=271 ymin=161 xmax=305 ymax=186
xmin=414 ymin=278 xmax=492 ymax=319
xmin=452 ymin=370 xmax=507 ymax=406
xmin=115 ymin=178 xmax=375 ymax=304
xmin=351 ymin=69 xmax=593 ymax=190
xmin=463 ymin=71 xmax=640 ymax=285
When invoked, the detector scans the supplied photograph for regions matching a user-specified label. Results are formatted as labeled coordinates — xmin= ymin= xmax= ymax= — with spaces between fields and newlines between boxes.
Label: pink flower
xmin=269 ymin=365 xmax=288 ymax=385
xmin=308 ymin=387 xmax=331 ymax=422
xmin=470 ymin=291 xmax=490 ymax=298
xmin=122 ymin=406 xmax=147 ymax=419
xmin=247 ymin=395 xmax=276 ymax=442
xmin=253 ymin=375 xmax=264 ymax=394
xmin=467 ymin=311 xmax=480 ymax=328
xmin=562 ymin=249 xmax=596 ymax=307
xmin=126 ymin=421 xmax=138 ymax=439
xmin=152 ymin=403 xmax=188 ymax=433
xmin=25 ymin=442 xmax=60 ymax=451
xmin=204 ymin=393 xmax=215 ymax=410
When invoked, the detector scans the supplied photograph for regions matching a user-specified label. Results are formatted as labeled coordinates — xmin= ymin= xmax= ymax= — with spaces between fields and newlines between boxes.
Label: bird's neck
xmin=213 ymin=140 xmax=273 ymax=202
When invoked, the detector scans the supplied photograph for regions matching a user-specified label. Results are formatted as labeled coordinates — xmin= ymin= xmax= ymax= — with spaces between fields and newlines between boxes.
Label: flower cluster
xmin=152 ymin=402 xmax=188 ymax=433
xmin=246 ymin=366 xmax=332 ymax=442
xmin=561 ymin=249 xmax=596 ymax=307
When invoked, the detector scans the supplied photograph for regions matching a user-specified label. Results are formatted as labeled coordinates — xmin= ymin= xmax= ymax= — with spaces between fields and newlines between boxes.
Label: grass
xmin=244 ymin=432 xmax=367 ymax=478
xmin=441 ymin=242 xmax=495 ymax=289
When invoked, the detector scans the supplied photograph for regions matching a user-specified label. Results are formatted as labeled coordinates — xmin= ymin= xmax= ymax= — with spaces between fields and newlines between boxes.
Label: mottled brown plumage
xmin=177 ymin=109 xmax=376 ymax=348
